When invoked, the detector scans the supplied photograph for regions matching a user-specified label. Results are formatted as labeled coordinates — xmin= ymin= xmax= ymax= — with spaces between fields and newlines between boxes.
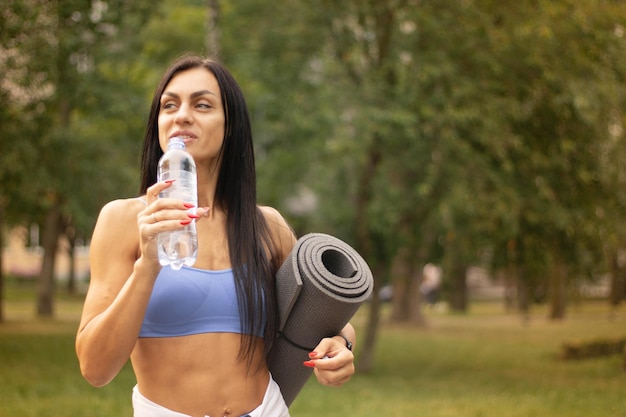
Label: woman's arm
xmin=76 ymin=181 xmax=203 ymax=386
xmin=75 ymin=198 xmax=160 ymax=386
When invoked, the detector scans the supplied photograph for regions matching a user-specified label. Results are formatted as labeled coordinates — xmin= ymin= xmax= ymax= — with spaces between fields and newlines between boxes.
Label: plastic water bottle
xmin=157 ymin=137 xmax=198 ymax=269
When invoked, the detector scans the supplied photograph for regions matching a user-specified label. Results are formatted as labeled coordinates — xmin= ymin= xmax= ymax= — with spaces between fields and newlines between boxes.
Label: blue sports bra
xmin=139 ymin=266 xmax=264 ymax=338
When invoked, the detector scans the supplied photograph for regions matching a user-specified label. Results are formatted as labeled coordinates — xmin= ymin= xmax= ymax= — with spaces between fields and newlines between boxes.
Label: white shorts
xmin=132 ymin=375 xmax=290 ymax=417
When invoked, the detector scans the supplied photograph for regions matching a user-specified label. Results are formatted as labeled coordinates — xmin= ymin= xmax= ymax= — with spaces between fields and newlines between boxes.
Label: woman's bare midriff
xmin=132 ymin=333 xmax=269 ymax=417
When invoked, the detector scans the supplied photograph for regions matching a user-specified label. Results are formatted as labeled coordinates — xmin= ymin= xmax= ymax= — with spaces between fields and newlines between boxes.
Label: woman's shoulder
xmin=100 ymin=197 xmax=146 ymax=218
xmin=95 ymin=197 xmax=147 ymax=231
xmin=258 ymin=206 xmax=292 ymax=232
xmin=91 ymin=197 xmax=145 ymax=255
xmin=258 ymin=205 xmax=284 ymax=222
xmin=258 ymin=205 xmax=297 ymax=260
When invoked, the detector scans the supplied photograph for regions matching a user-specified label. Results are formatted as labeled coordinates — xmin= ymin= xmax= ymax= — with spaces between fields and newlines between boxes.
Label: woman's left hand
xmin=303 ymin=335 xmax=355 ymax=387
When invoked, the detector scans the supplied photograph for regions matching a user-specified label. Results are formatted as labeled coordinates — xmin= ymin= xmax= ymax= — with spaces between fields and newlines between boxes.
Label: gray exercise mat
xmin=267 ymin=233 xmax=373 ymax=406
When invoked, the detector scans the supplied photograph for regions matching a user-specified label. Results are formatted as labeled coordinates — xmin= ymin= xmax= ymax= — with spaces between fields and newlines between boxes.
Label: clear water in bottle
xmin=157 ymin=137 xmax=198 ymax=270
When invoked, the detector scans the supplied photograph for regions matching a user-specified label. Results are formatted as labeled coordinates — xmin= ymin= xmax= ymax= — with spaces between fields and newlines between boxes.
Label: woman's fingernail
xmin=188 ymin=214 xmax=200 ymax=219
xmin=308 ymin=352 xmax=318 ymax=358
xmin=303 ymin=361 xmax=316 ymax=368
xmin=183 ymin=203 xmax=195 ymax=209
xmin=180 ymin=220 xmax=192 ymax=225
xmin=164 ymin=179 xmax=176 ymax=184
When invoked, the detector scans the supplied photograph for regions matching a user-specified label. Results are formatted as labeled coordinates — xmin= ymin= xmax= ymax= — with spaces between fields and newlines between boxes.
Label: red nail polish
xmin=180 ymin=220 xmax=192 ymax=225
xmin=303 ymin=360 xmax=315 ymax=368
xmin=187 ymin=214 xmax=200 ymax=219
xmin=183 ymin=203 xmax=195 ymax=209
xmin=164 ymin=179 xmax=176 ymax=184
xmin=308 ymin=352 xmax=318 ymax=358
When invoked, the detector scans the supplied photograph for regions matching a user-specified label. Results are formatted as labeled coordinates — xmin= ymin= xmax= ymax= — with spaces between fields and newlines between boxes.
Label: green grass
xmin=1 ymin=286 xmax=625 ymax=417
xmin=294 ymin=301 xmax=626 ymax=417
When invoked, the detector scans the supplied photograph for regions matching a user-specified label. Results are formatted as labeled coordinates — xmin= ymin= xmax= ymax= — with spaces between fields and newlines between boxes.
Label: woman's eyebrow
xmin=161 ymin=90 xmax=216 ymax=99
xmin=161 ymin=91 xmax=179 ymax=99
xmin=191 ymin=89 xmax=217 ymax=98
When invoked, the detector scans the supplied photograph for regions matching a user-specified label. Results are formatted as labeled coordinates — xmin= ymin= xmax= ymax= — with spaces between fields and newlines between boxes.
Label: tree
xmin=0 ymin=0 xmax=56 ymax=321
xmin=1 ymin=0 xmax=159 ymax=318
xmin=34 ymin=0 xmax=137 ymax=316
xmin=482 ymin=0 xmax=626 ymax=319
xmin=4 ymin=0 xmax=625 ymax=376
xmin=211 ymin=0 xmax=626 ymax=369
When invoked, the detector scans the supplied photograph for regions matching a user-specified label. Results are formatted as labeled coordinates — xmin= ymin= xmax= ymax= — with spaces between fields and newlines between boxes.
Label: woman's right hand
xmin=138 ymin=180 xmax=208 ymax=264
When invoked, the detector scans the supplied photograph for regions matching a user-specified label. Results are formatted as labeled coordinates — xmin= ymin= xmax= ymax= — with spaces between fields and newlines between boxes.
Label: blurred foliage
xmin=1 ymin=0 xmax=626 ymax=317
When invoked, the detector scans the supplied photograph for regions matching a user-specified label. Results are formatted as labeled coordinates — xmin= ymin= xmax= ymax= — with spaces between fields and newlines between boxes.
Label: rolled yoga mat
xmin=267 ymin=233 xmax=374 ymax=406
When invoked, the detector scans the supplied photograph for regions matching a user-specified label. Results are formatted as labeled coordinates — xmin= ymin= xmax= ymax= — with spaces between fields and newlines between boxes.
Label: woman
xmin=76 ymin=54 xmax=356 ymax=417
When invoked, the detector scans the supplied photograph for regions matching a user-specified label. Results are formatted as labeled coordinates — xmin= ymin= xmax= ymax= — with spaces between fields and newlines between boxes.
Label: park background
xmin=1 ymin=1 xmax=626 ymax=416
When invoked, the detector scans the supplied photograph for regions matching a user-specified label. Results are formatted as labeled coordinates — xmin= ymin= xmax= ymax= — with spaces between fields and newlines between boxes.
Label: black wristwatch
xmin=336 ymin=333 xmax=353 ymax=351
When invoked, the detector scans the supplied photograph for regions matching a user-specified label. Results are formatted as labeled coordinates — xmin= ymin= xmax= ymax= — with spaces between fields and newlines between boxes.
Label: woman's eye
xmin=196 ymin=102 xmax=211 ymax=109
xmin=162 ymin=101 xmax=177 ymax=110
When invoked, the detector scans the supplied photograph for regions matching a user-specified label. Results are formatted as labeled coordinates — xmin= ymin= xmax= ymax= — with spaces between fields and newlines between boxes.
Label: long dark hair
xmin=139 ymin=54 xmax=279 ymax=367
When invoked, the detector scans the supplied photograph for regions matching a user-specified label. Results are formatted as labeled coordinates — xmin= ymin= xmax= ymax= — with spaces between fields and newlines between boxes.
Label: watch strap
xmin=336 ymin=333 xmax=353 ymax=351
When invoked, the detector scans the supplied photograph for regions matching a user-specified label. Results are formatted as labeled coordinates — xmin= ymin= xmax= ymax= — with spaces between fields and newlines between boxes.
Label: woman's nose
xmin=174 ymin=104 xmax=193 ymax=124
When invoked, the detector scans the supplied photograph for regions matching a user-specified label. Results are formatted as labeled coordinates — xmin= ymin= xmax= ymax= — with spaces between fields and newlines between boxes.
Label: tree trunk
xmin=206 ymin=0 xmax=220 ymax=56
xmin=443 ymin=233 xmax=468 ymax=312
xmin=410 ymin=264 xmax=426 ymax=324
xmin=390 ymin=246 xmax=426 ymax=325
xmin=610 ymin=248 xmax=626 ymax=308
xmin=390 ymin=246 xmax=413 ymax=321
xmin=37 ymin=201 xmax=63 ymax=317
xmin=502 ymin=267 xmax=516 ymax=313
xmin=516 ymin=271 xmax=531 ymax=324
xmin=448 ymin=259 xmax=468 ymax=312
xmin=0 ymin=197 xmax=5 ymax=322
xmin=547 ymin=260 xmax=567 ymax=320
xmin=66 ymin=223 xmax=77 ymax=295
xmin=357 ymin=263 xmax=385 ymax=373
xmin=353 ymin=135 xmax=383 ymax=373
